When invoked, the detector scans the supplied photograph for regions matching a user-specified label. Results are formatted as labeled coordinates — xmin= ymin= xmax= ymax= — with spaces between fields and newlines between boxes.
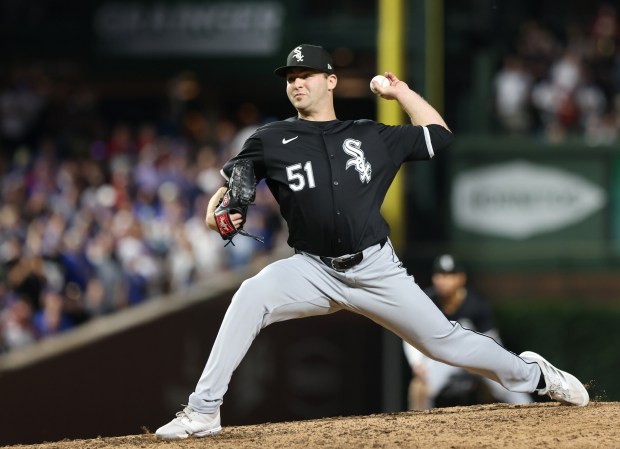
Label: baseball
xmin=370 ymin=75 xmax=389 ymax=94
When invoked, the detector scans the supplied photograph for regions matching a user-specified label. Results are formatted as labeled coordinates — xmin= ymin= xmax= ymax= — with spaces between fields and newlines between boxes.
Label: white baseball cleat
xmin=155 ymin=405 xmax=222 ymax=440
xmin=520 ymin=351 xmax=589 ymax=407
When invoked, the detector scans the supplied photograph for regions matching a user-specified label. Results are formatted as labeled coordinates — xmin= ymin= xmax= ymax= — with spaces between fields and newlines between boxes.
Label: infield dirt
xmin=2 ymin=402 xmax=618 ymax=449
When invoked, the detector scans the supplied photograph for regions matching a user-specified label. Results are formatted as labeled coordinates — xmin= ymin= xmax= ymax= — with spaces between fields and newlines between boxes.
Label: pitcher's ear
xmin=327 ymin=74 xmax=338 ymax=90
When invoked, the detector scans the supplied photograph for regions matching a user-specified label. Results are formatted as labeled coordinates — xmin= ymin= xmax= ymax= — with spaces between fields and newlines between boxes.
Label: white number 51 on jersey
xmin=286 ymin=161 xmax=316 ymax=191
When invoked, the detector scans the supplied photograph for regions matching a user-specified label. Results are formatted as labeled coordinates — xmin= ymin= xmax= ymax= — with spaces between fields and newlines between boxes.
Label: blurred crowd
xmin=0 ymin=68 xmax=284 ymax=354
xmin=493 ymin=4 xmax=620 ymax=144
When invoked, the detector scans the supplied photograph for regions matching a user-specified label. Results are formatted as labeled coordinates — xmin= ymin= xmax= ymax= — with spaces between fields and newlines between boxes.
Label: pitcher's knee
xmin=230 ymin=281 xmax=262 ymax=313
xmin=230 ymin=277 xmax=271 ymax=312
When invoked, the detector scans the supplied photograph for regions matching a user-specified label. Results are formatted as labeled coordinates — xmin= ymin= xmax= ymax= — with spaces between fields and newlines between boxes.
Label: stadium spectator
xmin=0 ymin=296 xmax=36 ymax=351
xmin=33 ymin=287 xmax=74 ymax=338
xmin=515 ymin=20 xmax=561 ymax=81
xmin=84 ymin=230 xmax=127 ymax=315
xmin=493 ymin=55 xmax=534 ymax=133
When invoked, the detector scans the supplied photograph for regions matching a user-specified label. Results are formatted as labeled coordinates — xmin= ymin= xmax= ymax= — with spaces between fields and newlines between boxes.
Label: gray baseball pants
xmin=188 ymin=239 xmax=540 ymax=413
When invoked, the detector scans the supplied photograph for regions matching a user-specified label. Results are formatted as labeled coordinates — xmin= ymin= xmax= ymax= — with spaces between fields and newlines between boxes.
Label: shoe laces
xmin=175 ymin=405 xmax=194 ymax=420
xmin=542 ymin=365 xmax=571 ymax=399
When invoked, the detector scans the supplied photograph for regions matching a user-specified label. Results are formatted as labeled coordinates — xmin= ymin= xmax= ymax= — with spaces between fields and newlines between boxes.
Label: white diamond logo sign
xmin=452 ymin=160 xmax=606 ymax=239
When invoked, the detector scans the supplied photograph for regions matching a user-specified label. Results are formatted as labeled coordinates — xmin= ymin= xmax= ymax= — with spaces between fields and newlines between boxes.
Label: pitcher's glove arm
xmin=214 ymin=160 xmax=264 ymax=246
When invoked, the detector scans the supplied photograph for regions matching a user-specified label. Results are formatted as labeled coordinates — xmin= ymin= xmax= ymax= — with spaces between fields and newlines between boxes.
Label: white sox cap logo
xmin=343 ymin=138 xmax=372 ymax=183
xmin=293 ymin=46 xmax=304 ymax=62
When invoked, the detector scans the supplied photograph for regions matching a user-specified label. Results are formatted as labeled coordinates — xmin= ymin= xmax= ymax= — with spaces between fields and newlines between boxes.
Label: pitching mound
xmin=3 ymin=402 xmax=618 ymax=449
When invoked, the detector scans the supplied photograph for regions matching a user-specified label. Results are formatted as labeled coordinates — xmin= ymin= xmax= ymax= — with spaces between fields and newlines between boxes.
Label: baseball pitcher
xmin=156 ymin=44 xmax=589 ymax=440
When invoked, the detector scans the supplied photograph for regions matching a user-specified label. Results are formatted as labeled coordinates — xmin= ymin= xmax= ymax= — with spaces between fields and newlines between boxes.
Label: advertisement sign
xmin=94 ymin=2 xmax=285 ymax=56
xmin=452 ymin=160 xmax=607 ymax=240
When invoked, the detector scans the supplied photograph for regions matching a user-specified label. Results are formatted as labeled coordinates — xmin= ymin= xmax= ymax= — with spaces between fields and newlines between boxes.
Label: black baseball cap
xmin=274 ymin=44 xmax=335 ymax=77
xmin=432 ymin=254 xmax=466 ymax=274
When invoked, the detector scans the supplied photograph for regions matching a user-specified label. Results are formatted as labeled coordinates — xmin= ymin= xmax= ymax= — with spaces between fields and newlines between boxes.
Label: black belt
xmin=320 ymin=252 xmax=364 ymax=272
xmin=303 ymin=238 xmax=387 ymax=272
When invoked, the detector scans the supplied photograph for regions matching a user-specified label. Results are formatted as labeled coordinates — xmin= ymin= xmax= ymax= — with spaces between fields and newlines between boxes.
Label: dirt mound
xmin=3 ymin=402 xmax=617 ymax=449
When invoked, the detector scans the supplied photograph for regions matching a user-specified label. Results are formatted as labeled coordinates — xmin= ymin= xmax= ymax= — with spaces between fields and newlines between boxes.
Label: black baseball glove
xmin=214 ymin=160 xmax=264 ymax=245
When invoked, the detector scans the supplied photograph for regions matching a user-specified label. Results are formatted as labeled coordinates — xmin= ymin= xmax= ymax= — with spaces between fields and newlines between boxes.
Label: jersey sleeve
xmin=221 ymin=132 xmax=266 ymax=181
xmin=377 ymin=123 xmax=454 ymax=165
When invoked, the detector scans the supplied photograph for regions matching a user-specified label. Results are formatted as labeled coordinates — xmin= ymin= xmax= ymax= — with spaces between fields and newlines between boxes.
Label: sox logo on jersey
xmin=343 ymin=138 xmax=372 ymax=183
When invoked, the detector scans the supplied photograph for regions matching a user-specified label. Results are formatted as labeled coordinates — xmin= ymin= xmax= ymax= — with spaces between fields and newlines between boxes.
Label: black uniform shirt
xmin=223 ymin=117 xmax=454 ymax=257
xmin=424 ymin=286 xmax=496 ymax=334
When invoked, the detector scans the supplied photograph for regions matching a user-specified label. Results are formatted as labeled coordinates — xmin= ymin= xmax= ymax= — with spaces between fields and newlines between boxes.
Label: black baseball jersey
xmin=222 ymin=117 xmax=454 ymax=257
xmin=424 ymin=287 xmax=496 ymax=334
